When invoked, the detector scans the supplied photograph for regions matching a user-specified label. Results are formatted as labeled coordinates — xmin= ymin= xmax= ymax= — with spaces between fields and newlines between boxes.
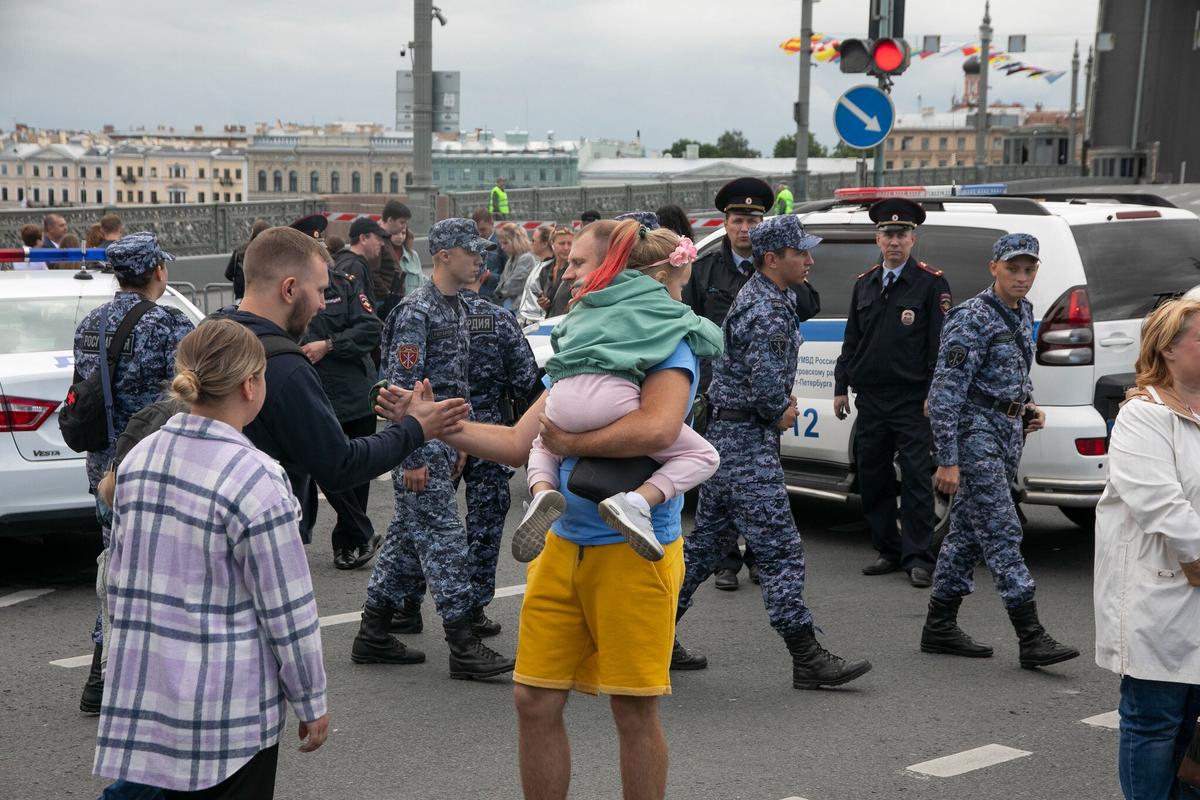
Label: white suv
xmin=0 ymin=270 xmax=204 ymax=536
xmin=526 ymin=190 xmax=1200 ymax=533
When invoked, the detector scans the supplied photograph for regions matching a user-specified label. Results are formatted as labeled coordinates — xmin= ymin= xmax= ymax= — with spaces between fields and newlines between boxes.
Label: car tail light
xmin=1037 ymin=286 xmax=1094 ymax=366
xmin=0 ymin=395 xmax=59 ymax=432
xmin=1075 ymin=437 xmax=1108 ymax=456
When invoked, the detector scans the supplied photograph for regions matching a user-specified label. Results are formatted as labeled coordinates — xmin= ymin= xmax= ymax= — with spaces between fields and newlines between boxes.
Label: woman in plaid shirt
xmin=94 ymin=319 xmax=329 ymax=798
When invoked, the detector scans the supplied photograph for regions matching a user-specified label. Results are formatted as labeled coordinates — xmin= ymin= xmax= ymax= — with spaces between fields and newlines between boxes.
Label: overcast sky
xmin=0 ymin=0 xmax=1099 ymax=154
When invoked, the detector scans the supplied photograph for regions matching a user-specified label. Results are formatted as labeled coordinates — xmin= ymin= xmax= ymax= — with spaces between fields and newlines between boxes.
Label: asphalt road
xmin=0 ymin=474 xmax=1122 ymax=800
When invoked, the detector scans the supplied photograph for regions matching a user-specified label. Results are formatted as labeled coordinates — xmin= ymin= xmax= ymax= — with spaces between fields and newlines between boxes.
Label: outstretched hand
xmin=378 ymin=381 xmax=470 ymax=440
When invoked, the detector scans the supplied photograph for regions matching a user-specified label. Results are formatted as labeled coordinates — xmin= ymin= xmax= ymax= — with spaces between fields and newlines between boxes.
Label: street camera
xmin=432 ymin=5 xmax=447 ymax=26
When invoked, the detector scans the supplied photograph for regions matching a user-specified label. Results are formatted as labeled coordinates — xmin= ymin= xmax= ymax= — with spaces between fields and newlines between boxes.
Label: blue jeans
xmin=99 ymin=781 xmax=163 ymax=799
xmin=1119 ymin=676 xmax=1200 ymax=799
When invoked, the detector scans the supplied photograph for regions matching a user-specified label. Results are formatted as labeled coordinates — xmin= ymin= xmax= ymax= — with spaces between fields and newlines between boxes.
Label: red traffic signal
xmin=838 ymin=37 xmax=911 ymax=77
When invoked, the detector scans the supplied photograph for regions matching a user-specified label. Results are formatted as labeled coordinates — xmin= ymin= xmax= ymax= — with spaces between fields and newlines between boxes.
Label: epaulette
xmin=916 ymin=261 xmax=944 ymax=277
xmin=856 ymin=264 xmax=881 ymax=279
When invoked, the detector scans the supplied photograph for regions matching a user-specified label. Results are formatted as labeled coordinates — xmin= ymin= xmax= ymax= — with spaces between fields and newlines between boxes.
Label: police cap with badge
xmin=428 ymin=218 xmax=497 ymax=255
xmin=868 ymin=197 xmax=926 ymax=232
xmin=290 ymin=213 xmax=328 ymax=238
xmin=715 ymin=177 xmax=775 ymax=217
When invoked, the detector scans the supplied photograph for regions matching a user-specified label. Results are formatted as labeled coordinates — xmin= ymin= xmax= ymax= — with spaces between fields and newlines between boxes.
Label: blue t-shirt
xmin=544 ymin=340 xmax=699 ymax=547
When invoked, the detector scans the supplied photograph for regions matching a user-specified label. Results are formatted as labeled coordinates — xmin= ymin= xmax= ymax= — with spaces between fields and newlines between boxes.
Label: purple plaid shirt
xmin=94 ymin=414 xmax=326 ymax=791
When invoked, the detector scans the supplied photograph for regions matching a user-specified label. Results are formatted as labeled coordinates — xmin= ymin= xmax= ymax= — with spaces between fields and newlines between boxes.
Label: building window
xmin=539 ymin=168 xmax=547 ymax=181
xmin=235 ymin=193 xmax=242 ymax=201
xmin=920 ymin=137 xmax=930 ymax=150
xmin=901 ymin=137 xmax=913 ymax=151
xmin=168 ymin=189 xmax=186 ymax=203
xmin=61 ymin=189 xmax=68 ymax=203
xmin=0 ymin=163 xmax=6 ymax=175
xmin=223 ymin=168 xmax=230 ymax=179
xmin=198 ymin=192 xmax=205 ymax=202
xmin=310 ymin=171 xmax=320 ymax=192
xmin=555 ymin=168 xmax=562 ymax=181
xmin=235 ymin=169 xmax=242 ymax=179
xmin=151 ymin=191 xmax=159 ymax=203
xmin=405 ymin=172 xmax=413 ymax=186
xmin=95 ymin=166 xmax=102 ymax=178
xmin=32 ymin=165 xmax=39 ymax=177
xmin=885 ymin=161 xmax=894 ymax=169
xmin=96 ymin=190 xmax=102 ymax=203
xmin=273 ymin=171 xmax=282 ymax=192
xmin=169 ymin=164 xmax=186 ymax=179
xmin=351 ymin=172 xmax=361 ymax=193
xmin=116 ymin=165 xmax=123 ymax=176
xmin=138 ymin=166 xmax=144 ymax=177
xmin=80 ymin=166 xmax=86 ymax=178
xmin=389 ymin=172 xmax=399 ymax=193
xmin=81 ymin=190 xmax=87 ymax=203
xmin=136 ymin=190 xmax=143 ymax=202
xmin=150 ymin=167 xmax=158 ymax=178
xmin=117 ymin=190 xmax=123 ymax=202
xmin=902 ymin=160 xmax=911 ymax=169
xmin=373 ymin=172 xmax=383 ymax=193
xmin=939 ymin=137 xmax=948 ymax=149
xmin=938 ymin=159 xmax=948 ymax=167
xmin=257 ymin=171 xmax=267 ymax=192
xmin=1 ymin=187 xmax=6 ymax=201
xmin=331 ymin=171 xmax=341 ymax=192
xmin=33 ymin=188 xmax=40 ymax=202
xmin=958 ymin=136 xmax=966 ymax=149
xmin=17 ymin=188 xmax=23 ymax=202
xmin=289 ymin=171 xmax=298 ymax=193
xmin=433 ymin=170 xmax=440 ymax=181
xmin=198 ymin=167 xmax=205 ymax=179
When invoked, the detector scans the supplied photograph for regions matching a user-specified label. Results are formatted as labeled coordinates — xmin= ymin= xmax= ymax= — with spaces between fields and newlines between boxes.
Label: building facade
xmin=431 ymin=129 xmax=578 ymax=191
xmin=247 ymin=128 xmax=414 ymax=199
xmin=0 ymin=143 xmax=110 ymax=208
xmin=111 ymin=145 xmax=247 ymax=206
xmin=883 ymin=108 xmax=1015 ymax=170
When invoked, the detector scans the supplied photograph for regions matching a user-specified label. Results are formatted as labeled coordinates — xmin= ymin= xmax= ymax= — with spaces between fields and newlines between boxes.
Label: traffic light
xmin=838 ymin=37 xmax=912 ymax=78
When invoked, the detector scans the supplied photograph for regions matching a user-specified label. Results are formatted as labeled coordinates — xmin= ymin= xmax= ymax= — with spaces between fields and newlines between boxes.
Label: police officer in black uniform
xmin=303 ymin=236 xmax=385 ymax=571
xmin=833 ymin=198 xmax=951 ymax=588
xmin=682 ymin=177 xmax=821 ymax=591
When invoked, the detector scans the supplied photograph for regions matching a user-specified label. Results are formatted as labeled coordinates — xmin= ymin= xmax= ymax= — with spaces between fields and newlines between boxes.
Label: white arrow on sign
xmin=838 ymin=94 xmax=882 ymax=132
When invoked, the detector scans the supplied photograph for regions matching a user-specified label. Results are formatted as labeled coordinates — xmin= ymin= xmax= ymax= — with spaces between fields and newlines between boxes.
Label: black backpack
xmin=59 ymin=300 xmax=155 ymax=453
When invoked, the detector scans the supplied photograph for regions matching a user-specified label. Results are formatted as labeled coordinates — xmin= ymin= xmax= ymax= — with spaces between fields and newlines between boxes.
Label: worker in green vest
xmin=773 ymin=182 xmax=794 ymax=216
xmin=490 ymin=177 xmax=510 ymax=220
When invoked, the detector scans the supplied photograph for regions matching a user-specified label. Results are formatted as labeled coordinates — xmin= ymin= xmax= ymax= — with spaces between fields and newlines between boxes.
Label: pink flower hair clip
xmin=668 ymin=237 xmax=698 ymax=268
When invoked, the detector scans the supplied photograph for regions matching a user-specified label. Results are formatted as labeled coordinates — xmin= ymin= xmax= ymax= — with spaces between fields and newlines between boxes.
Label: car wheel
xmin=1059 ymin=505 xmax=1097 ymax=530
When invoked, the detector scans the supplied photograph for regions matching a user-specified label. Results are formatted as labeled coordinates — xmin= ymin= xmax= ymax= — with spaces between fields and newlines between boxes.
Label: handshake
xmin=371 ymin=379 xmax=471 ymax=440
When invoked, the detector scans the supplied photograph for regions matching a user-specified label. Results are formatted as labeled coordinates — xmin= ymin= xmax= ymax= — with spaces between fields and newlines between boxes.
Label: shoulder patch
xmin=359 ymin=293 xmax=373 ymax=313
xmin=917 ymin=261 xmax=944 ymax=277
xmin=944 ymin=343 xmax=969 ymax=369
xmin=396 ymin=344 xmax=420 ymax=370
xmin=939 ymin=292 xmax=953 ymax=315
xmin=768 ymin=334 xmax=789 ymax=358
xmin=856 ymin=264 xmax=882 ymax=280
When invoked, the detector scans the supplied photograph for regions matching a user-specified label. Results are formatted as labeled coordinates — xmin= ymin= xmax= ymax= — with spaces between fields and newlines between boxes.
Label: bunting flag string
xmin=779 ymin=34 xmax=1067 ymax=83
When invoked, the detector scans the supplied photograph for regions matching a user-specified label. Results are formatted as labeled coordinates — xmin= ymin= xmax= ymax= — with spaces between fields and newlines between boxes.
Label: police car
xmin=526 ymin=187 xmax=1200 ymax=533
xmin=0 ymin=270 xmax=204 ymax=536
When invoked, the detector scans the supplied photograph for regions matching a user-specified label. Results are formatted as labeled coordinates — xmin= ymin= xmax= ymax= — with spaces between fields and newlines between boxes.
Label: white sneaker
xmin=512 ymin=490 xmax=565 ymax=562
xmin=599 ymin=493 xmax=664 ymax=561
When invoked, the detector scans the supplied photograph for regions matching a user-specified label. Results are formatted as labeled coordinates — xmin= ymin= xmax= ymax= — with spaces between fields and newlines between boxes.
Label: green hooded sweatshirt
xmin=546 ymin=270 xmax=724 ymax=384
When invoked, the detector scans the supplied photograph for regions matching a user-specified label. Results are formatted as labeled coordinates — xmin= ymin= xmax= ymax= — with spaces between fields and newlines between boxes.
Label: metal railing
xmin=0 ymin=198 xmax=326 ymax=255
xmin=443 ymin=164 xmax=1087 ymax=221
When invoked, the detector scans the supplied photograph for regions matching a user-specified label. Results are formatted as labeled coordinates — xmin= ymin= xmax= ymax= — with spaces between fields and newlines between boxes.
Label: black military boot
xmin=351 ymin=605 xmax=426 ymax=665
xmin=670 ymin=639 xmax=708 ymax=670
xmin=390 ymin=599 xmax=423 ymax=634
xmin=444 ymin=617 xmax=515 ymax=680
xmin=79 ymin=643 xmax=104 ymax=715
xmin=471 ymin=606 xmax=501 ymax=638
xmin=784 ymin=624 xmax=872 ymax=689
xmin=1006 ymin=600 xmax=1080 ymax=669
xmin=920 ymin=595 xmax=994 ymax=658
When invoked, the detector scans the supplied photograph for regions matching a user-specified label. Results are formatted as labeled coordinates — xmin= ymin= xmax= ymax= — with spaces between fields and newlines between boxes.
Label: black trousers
xmin=162 ymin=744 xmax=278 ymax=799
xmin=854 ymin=390 xmax=935 ymax=572
xmin=717 ymin=542 xmax=757 ymax=573
xmin=324 ymin=414 xmax=378 ymax=552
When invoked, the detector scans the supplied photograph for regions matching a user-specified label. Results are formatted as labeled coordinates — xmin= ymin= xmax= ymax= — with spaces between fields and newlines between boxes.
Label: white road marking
xmin=907 ymin=744 xmax=1032 ymax=777
xmin=0 ymin=588 xmax=55 ymax=607
xmin=50 ymin=582 xmax=529 ymax=667
xmin=1081 ymin=710 xmax=1120 ymax=730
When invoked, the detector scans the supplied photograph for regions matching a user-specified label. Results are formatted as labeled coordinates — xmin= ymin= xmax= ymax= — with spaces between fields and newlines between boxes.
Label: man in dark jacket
xmin=304 ymin=248 xmax=385 ymax=569
xmin=228 ymin=227 xmax=470 ymax=567
xmin=334 ymin=216 xmax=386 ymax=307
xmin=223 ymin=219 xmax=269 ymax=300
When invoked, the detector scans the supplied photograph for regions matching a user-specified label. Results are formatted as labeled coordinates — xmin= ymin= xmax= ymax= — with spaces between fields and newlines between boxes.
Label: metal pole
xmin=409 ymin=0 xmax=435 ymax=234
xmin=1069 ymin=40 xmax=1080 ymax=166
xmin=1131 ymin=0 xmax=1152 ymax=151
xmin=872 ymin=0 xmax=891 ymax=187
xmin=1083 ymin=44 xmax=1094 ymax=172
xmin=793 ymin=0 xmax=814 ymax=201
xmin=974 ymin=1 xmax=992 ymax=183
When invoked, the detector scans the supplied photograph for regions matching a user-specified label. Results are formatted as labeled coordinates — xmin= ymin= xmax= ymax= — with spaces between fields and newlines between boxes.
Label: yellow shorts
xmin=514 ymin=532 xmax=684 ymax=697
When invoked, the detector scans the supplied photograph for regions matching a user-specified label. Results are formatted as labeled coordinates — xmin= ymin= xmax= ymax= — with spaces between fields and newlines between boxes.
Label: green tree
xmin=714 ymin=129 xmax=761 ymax=158
xmin=832 ymin=140 xmax=870 ymax=158
xmin=774 ymin=133 xmax=830 ymax=158
xmin=667 ymin=138 xmax=702 ymax=158
xmin=698 ymin=143 xmax=720 ymax=158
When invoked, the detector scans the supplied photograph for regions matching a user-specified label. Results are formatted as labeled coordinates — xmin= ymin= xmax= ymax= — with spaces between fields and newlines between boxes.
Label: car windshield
xmin=1072 ymin=219 xmax=1200 ymax=321
xmin=0 ymin=291 xmax=196 ymax=355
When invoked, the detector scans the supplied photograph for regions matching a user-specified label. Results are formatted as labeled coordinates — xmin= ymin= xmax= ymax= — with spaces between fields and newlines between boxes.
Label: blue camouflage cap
xmin=615 ymin=210 xmax=660 ymax=229
xmin=105 ymin=231 xmax=175 ymax=276
xmin=993 ymin=232 xmax=1040 ymax=262
xmin=428 ymin=217 xmax=496 ymax=255
xmin=749 ymin=214 xmax=822 ymax=260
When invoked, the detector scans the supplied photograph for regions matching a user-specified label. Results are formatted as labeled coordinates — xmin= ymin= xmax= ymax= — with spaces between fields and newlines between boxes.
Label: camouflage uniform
xmin=678 ymin=270 xmax=814 ymax=636
xmin=460 ymin=289 xmax=539 ymax=609
xmin=928 ymin=284 xmax=1036 ymax=609
xmin=366 ymin=280 xmax=475 ymax=624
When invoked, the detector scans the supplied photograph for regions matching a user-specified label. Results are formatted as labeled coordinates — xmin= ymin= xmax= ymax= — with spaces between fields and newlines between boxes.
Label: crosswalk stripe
xmin=1081 ymin=710 xmax=1120 ymax=730
xmin=907 ymin=744 xmax=1032 ymax=777
xmin=0 ymin=588 xmax=55 ymax=608
xmin=49 ymin=582 xmax=529 ymax=668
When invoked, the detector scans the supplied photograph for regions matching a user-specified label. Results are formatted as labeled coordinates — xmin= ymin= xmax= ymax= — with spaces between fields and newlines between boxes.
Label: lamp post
xmin=407 ymin=0 xmax=443 ymax=235
xmin=793 ymin=0 xmax=814 ymax=202
xmin=974 ymin=1 xmax=992 ymax=183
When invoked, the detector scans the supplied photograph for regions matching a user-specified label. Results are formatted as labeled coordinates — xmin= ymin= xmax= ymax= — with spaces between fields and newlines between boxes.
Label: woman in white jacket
xmin=1095 ymin=298 xmax=1200 ymax=800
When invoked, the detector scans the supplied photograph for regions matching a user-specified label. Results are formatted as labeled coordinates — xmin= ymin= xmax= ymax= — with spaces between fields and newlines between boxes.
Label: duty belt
xmin=966 ymin=388 xmax=1025 ymax=417
xmin=710 ymin=407 xmax=772 ymax=426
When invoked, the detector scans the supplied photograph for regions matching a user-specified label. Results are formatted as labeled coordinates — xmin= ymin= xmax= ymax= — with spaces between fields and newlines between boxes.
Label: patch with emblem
xmin=945 ymin=344 xmax=969 ymax=369
xmin=900 ymin=309 xmax=915 ymax=326
xmin=769 ymin=334 xmax=788 ymax=357
xmin=397 ymin=344 xmax=420 ymax=370
xmin=430 ymin=325 xmax=456 ymax=341
xmin=939 ymin=292 xmax=953 ymax=315
xmin=359 ymin=293 xmax=373 ymax=313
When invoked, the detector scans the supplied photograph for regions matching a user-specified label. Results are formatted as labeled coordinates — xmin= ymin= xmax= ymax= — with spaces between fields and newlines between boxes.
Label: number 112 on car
xmin=791 ymin=408 xmax=819 ymax=438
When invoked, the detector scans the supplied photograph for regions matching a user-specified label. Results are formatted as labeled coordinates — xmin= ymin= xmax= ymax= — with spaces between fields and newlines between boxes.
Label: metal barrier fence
xmin=443 ymin=164 xmax=1087 ymax=221
xmin=168 ymin=281 xmax=237 ymax=314
xmin=0 ymin=198 xmax=327 ymax=255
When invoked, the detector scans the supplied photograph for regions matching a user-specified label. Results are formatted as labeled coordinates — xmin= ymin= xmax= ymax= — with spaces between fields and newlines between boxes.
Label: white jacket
xmin=1094 ymin=387 xmax=1200 ymax=683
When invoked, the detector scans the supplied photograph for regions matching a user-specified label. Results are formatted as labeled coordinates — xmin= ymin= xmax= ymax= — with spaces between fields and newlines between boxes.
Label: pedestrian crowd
xmin=37 ymin=177 xmax=1200 ymax=800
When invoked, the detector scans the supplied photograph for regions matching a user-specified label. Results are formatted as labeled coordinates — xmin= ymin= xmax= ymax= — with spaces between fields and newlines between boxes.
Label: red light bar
xmin=833 ymin=186 xmax=928 ymax=200
xmin=1114 ymin=210 xmax=1161 ymax=220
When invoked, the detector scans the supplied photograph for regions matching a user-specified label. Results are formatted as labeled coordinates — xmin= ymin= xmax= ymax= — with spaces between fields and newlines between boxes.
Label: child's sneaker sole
xmin=599 ymin=498 xmax=665 ymax=561
xmin=512 ymin=491 xmax=565 ymax=562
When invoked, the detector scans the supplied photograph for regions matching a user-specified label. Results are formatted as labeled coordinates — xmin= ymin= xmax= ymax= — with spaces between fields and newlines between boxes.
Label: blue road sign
xmin=833 ymin=84 xmax=896 ymax=150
